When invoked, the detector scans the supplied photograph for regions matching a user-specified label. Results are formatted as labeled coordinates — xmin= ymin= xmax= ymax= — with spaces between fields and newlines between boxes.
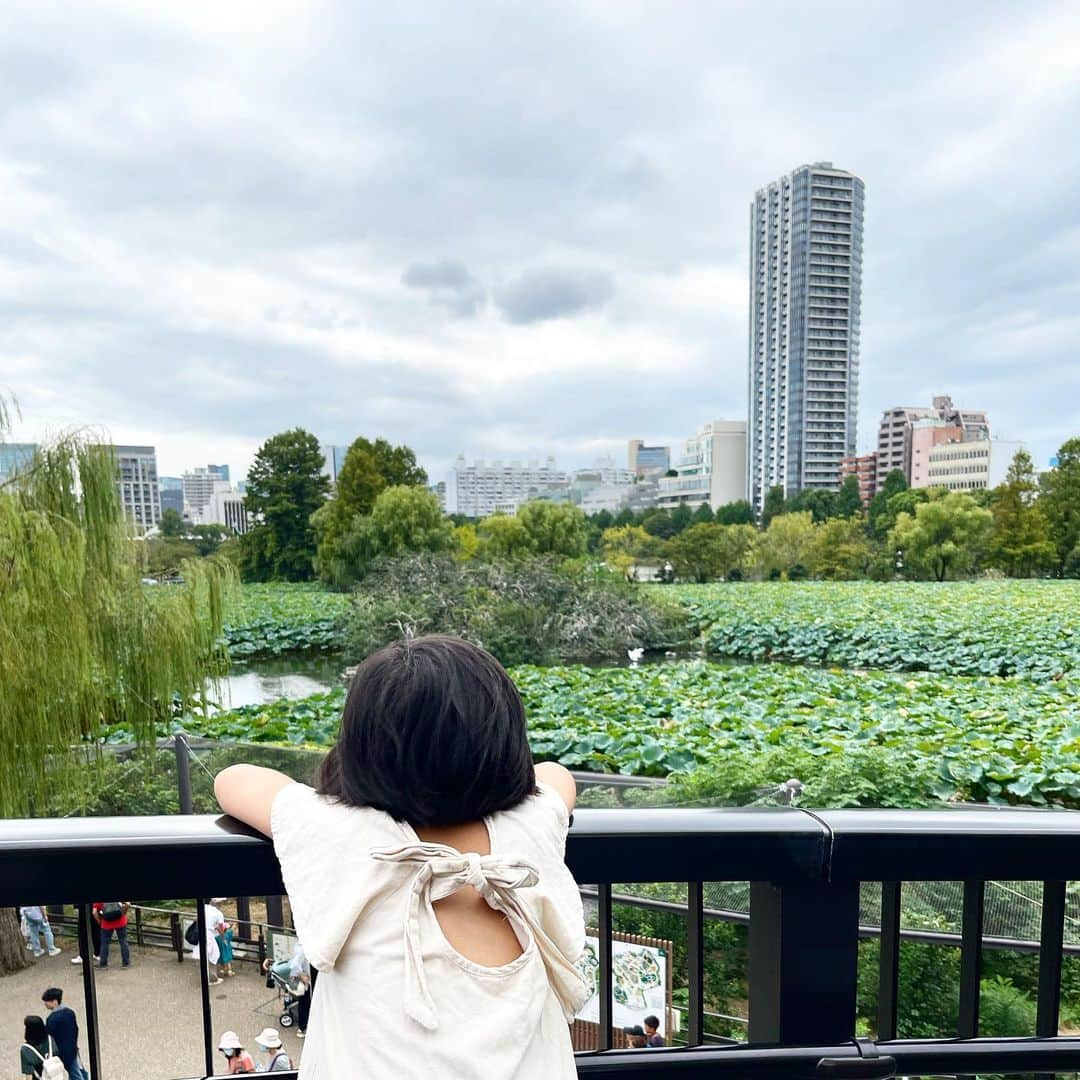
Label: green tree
xmin=0 ymin=415 xmax=230 ymax=970
xmin=312 ymin=436 xmax=427 ymax=584
xmin=788 ymin=487 xmax=838 ymax=523
xmin=335 ymin=486 xmax=453 ymax=582
xmin=477 ymin=513 xmax=532 ymax=558
xmin=692 ymin=502 xmax=715 ymax=524
xmin=452 ymin=523 xmax=480 ymax=561
xmin=641 ymin=509 xmax=678 ymax=539
xmin=888 ymin=492 xmax=994 ymax=581
xmin=811 ymin=517 xmax=871 ymax=580
xmin=240 ymin=428 xmax=329 ymax=581
xmin=989 ymin=450 xmax=1056 ymax=577
xmin=669 ymin=523 xmax=758 ymax=582
xmin=516 ymin=501 xmax=589 ymax=557
xmin=191 ymin=523 xmax=230 ymax=556
xmin=714 ymin=500 xmax=754 ymax=526
xmin=669 ymin=504 xmax=694 ymax=535
xmin=761 ymin=486 xmax=786 ymax=527
xmin=835 ymin=475 xmax=865 ymax=519
xmin=760 ymin=511 xmax=817 ymax=578
xmin=1040 ymin=438 xmax=1080 ymax=576
xmin=143 ymin=537 xmax=199 ymax=576
xmin=600 ymin=525 xmax=664 ymax=575
xmin=159 ymin=507 xmax=184 ymax=537
xmin=868 ymin=469 xmax=908 ymax=538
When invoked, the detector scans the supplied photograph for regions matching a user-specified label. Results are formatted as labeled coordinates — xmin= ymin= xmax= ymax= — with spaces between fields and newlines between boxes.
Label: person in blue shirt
xmin=41 ymin=988 xmax=89 ymax=1080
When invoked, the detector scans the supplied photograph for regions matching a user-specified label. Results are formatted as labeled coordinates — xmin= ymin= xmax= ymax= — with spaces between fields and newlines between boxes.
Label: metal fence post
xmin=748 ymin=879 xmax=860 ymax=1045
xmin=174 ymin=732 xmax=193 ymax=815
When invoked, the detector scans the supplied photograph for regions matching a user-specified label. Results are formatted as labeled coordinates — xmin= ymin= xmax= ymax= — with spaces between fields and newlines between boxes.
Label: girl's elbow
xmin=214 ymin=763 xmax=247 ymax=812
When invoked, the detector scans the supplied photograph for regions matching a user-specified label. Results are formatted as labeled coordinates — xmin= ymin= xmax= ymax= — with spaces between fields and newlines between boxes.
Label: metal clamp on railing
xmin=816 ymin=1039 xmax=895 ymax=1080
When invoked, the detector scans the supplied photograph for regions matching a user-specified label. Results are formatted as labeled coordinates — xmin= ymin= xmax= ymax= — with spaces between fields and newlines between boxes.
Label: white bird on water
xmin=627 ymin=648 xmax=644 ymax=666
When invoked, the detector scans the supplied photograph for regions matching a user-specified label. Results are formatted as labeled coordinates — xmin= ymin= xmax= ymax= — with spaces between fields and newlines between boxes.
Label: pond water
xmin=221 ymin=646 xmax=711 ymax=708
xmin=219 ymin=654 xmax=345 ymax=708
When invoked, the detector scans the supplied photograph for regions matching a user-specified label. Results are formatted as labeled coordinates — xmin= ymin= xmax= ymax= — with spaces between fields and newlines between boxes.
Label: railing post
xmin=265 ymin=894 xmax=284 ymax=929
xmin=236 ymin=895 xmax=253 ymax=942
xmin=958 ymin=880 xmax=985 ymax=1039
xmin=77 ymin=903 xmax=102 ymax=1080
xmin=195 ymin=899 xmax=214 ymax=1077
xmin=174 ymin=732 xmax=194 ymax=815
xmin=748 ymin=880 xmax=860 ymax=1045
xmin=878 ymin=881 xmax=902 ymax=1041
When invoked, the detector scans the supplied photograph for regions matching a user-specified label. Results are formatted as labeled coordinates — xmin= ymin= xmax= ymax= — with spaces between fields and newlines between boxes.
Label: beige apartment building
xmin=876 ymin=396 xmax=989 ymax=486
xmin=658 ymin=420 xmax=747 ymax=510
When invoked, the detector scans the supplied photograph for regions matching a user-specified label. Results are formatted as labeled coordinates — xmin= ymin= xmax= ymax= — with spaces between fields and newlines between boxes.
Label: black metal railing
xmin=5 ymin=806 xmax=1080 ymax=1078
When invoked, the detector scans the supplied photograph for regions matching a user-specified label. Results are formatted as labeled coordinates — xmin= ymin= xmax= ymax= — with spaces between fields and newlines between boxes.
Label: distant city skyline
xmin=3 ymin=3 xmax=1077 ymax=479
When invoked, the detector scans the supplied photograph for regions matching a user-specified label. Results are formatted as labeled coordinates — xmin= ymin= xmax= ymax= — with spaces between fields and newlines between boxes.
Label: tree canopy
xmin=240 ymin=428 xmax=329 ymax=581
xmin=889 ymin=492 xmax=994 ymax=581
xmin=313 ymin=436 xmax=427 ymax=585
xmin=989 ymin=450 xmax=1056 ymax=578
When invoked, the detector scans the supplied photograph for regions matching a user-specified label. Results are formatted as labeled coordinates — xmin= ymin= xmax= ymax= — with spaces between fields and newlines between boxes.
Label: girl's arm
xmin=535 ymin=761 xmax=576 ymax=813
xmin=214 ymin=764 xmax=294 ymax=838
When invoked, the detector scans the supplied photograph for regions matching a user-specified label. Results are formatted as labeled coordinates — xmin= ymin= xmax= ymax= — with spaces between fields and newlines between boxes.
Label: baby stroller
xmin=263 ymin=959 xmax=305 ymax=1029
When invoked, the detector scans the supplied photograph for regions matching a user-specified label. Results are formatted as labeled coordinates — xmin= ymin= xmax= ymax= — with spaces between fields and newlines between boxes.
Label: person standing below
xmin=254 ymin=1029 xmax=292 ymax=1072
xmin=216 ymin=1032 xmax=256 ymax=1074
xmin=203 ymin=900 xmax=226 ymax=985
xmin=41 ymin=988 xmax=89 ymax=1080
xmin=91 ymin=902 xmax=130 ymax=968
xmin=643 ymin=1015 xmax=666 ymax=1047
xmin=289 ymin=941 xmax=312 ymax=1038
xmin=19 ymin=907 xmax=61 ymax=959
xmin=217 ymin=919 xmax=235 ymax=978
xmin=18 ymin=1015 xmax=57 ymax=1078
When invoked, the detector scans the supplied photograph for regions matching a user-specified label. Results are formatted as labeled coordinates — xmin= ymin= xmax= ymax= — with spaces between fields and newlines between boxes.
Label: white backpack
xmin=24 ymin=1037 xmax=65 ymax=1080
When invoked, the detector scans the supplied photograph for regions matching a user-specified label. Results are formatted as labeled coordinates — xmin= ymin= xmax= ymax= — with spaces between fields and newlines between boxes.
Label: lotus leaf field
xmin=222 ymin=583 xmax=351 ymax=657
xmin=190 ymin=580 xmax=1080 ymax=810
xmin=671 ymin=580 xmax=1080 ymax=680
xmin=125 ymin=659 xmax=1080 ymax=808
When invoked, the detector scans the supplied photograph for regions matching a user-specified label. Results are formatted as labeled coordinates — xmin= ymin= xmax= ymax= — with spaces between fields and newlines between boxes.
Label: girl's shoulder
xmin=269 ymin=784 xmax=410 ymax=971
xmin=492 ymin=780 xmax=573 ymax=855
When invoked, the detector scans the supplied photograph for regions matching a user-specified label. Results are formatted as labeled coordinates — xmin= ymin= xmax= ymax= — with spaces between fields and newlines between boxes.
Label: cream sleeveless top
xmin=270 ymin=781 xmax=589 ymax=1079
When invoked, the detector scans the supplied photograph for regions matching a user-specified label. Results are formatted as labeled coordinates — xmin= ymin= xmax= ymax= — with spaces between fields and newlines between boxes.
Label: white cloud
xmin=0 ymin=0 xmax=1077 ymax=479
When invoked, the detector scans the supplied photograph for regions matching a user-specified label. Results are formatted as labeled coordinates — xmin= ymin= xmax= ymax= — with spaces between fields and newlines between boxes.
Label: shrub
xmin=342 ymin=554 xmax=687 ymax=667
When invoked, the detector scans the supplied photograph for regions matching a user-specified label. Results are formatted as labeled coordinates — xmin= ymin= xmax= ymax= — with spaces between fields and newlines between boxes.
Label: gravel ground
xmin=1 ymin=936 xmax=305 ymax=1079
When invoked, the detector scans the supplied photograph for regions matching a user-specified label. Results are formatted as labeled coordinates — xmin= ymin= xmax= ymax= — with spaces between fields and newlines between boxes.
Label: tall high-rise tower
xmin=747 ymin=162 xmax=865 ymax=511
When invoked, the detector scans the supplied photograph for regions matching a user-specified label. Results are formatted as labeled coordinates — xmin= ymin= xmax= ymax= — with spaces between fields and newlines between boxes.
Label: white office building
xmin=321 ymin=444 xmax=349 ymax=486
xmin=193 ymin=480 xmax=250 ymax=534
xmin=658 ymin=420 xmax=747 ymax=510
xmin=445 ymin=456 xmax=568 ymax=518
xmin=923 ymin=439 xmax=1023 ymax=493
xmin=115 ymin=446 xmax=161 ymax=532
xmin=181 ymin=467 xmax=221 ymax=516
xmin=748 ymin=162 xmax=865 ymax=510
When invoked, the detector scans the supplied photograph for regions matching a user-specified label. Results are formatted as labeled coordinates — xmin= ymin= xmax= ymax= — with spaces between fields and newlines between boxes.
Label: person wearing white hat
xmin=216 ymin=1031 xmax=255 ymax=1074
xmin=254 ymin=1028 xmax=292 ymax=1072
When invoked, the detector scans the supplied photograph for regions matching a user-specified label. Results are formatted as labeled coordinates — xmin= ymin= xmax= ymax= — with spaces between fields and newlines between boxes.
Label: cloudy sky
xmin=3 ymin=0 xmax=1079 ymax=481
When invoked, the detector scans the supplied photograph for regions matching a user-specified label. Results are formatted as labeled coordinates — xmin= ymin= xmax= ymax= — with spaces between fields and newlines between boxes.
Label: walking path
xmin=2 ymin=938 xmax=304 ymax=1078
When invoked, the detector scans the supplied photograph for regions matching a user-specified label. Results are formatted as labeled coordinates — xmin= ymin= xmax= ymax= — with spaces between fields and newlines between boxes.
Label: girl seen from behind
xmin=215 ymin=635 xmax=588 ymax=1079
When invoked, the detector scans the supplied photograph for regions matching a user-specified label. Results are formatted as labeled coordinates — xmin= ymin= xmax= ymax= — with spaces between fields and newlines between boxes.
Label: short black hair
xmin=644 ymin=1015 xmax=660 ymax=1030
xmin=24 ymin=1015 xmax=46 ymax=1044
xmin=41 ymin=987 xmax=62 ymax=1004
xmin=317 ymin=635 xmax=536 ymax=826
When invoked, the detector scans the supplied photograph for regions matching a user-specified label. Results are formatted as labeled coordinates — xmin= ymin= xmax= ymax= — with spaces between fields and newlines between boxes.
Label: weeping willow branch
xmin=0 ymin=417 xmax=234 ymax=818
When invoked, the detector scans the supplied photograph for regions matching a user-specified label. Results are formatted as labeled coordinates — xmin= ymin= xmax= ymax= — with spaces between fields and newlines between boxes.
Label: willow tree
xmin=0 ymin=410 xmax=232 ymax=972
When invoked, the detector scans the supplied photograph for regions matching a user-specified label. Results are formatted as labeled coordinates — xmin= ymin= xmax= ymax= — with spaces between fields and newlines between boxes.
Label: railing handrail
xmin=6 ymin=804 xmax=1080 ymax=906
xmin=8 ymin=806 xmax=1080 ymax=1079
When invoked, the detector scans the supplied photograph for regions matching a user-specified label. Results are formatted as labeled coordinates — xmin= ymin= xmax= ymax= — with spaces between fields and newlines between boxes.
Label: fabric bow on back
xmin=370 ymin=841 xmax=586 ymax=1030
